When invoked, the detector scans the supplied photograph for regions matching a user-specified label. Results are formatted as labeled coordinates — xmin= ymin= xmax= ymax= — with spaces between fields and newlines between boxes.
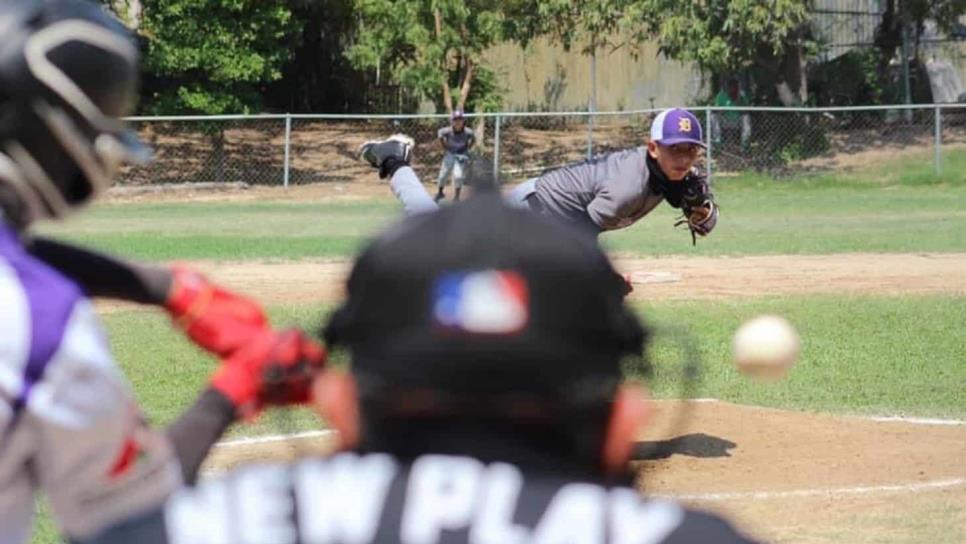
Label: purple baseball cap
xmin=451 ymin=109 xmax=466 ymax=121
xmin=650 ymin=108 xmax=706 ymax=148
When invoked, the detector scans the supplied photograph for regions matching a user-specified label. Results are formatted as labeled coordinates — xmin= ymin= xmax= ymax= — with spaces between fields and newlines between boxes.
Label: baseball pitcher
xmin=361 ymin=108 xmax=717 ymax=243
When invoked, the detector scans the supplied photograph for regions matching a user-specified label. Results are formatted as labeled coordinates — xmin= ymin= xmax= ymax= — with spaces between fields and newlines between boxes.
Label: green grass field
xmin=37 ymin=167 xmax=966 ymax=260
xmin=29 ymin=161 xmax=966 ymax=543
xmin=99 ymin=294 xmax=965 ymax=440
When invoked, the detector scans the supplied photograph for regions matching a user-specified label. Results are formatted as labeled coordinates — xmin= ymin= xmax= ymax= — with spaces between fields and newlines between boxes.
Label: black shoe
xmin=434 ymin=190 xmax=445 ymax=203
xmin=359 ymin=134 xmax=414 ymax=178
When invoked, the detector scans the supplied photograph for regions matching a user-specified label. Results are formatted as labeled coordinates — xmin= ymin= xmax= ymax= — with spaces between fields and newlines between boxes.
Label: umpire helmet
xmin=0 ymin=0 xmax=148 ymax=226
xmin=325 ymin=190 xmax=647 ymax=461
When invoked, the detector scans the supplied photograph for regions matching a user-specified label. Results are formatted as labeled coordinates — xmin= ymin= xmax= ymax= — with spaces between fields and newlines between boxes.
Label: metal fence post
xmin=705 ymin=108 xmax=713 ymax=182
xmin=587 ymin=48 xmax=597 ymax=160
xmin=283 ymin=114 xmax=292 ymax=188
xmin=493 ymin=115 xmax=501 ymax=183
xmin=934 ymin=106 xmax=942 ymax=176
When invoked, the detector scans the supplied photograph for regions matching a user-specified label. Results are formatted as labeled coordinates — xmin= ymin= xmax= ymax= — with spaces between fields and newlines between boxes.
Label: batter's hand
xmin=165 ymin=267 xmax=269 ymax=358
xmin=210 ymin=328 xmax=327 ymax=419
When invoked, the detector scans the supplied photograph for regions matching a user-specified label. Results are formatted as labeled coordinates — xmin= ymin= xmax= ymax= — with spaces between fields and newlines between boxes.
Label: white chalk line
xmin=656 ymin=478 xmax=966 ymax=502
xmin=864 ymin=415 xmax=966 ymax=426
xmin=215 ymin=429 xmax=336 ymax=448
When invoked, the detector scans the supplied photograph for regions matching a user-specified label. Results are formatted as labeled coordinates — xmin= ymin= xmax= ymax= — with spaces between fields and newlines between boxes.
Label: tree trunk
xmin=457 ymin=58 xmax=474 ymax=109
xmin=875 ymin=0 xmax=902 ymax=75
xmin=473 ymin=116 xmax=486 ymax=151
xmin=434 ymin=9 xmax=453 ymax=113
xmin=774 ymin=31 xmax=808 ymax=106
xmin=755 ymin=25 xmax=808 ymax=108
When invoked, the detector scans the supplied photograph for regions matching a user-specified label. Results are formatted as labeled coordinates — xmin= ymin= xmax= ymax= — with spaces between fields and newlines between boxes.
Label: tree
xmin=103 ymin=0 xmax=142 ymax=29
xmin=263 ymin=0 xmax=368 ymax=113
xmin=138 ymin=0 xmax=301 ymax=114
xmin=875 ymin=0 xmax=966 ymax=84
xmin=508 ymin=0 xmax=631 ymax=55
xmin=622 ymin=0 xmax=815 ymax=105
xmin=345 ymin=0 xmax=505 ymax=113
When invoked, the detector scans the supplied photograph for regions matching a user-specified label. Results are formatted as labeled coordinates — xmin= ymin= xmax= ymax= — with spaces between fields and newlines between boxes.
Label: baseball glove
xmin=674 ymin=171 xmax=718 ymax=244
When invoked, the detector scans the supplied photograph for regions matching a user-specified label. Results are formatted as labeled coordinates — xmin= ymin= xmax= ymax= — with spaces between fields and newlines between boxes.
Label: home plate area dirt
xmin=201 ymin=401 xmax=965 ymax=543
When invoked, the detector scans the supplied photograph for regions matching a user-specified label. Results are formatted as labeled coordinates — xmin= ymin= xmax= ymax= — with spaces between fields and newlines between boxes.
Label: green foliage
xmin=767 ymin=117 xmax=830 ymax=164
xmin=466 ymin=65 xmax=505 ymax=113
xmin=345 ymin=0 xmax=506 ymax=112
xmin=622 ymin=0 xmax=812 ymax=74
xmin=139 ymin=0 xmax=301 ymax=114
xmin=504 ymin=0 xmax=632 ymax=53
xmin=37 ymin=177 xmax=966 ymax=261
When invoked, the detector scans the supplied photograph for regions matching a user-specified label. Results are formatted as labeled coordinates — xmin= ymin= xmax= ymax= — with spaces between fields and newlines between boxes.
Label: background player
xmin=89 ymin=181 xmax=757 ymax=544
xmin=434 ymin=109 xmax=476 ymax=202
xmin=0 ymin=2 xmax=323 ymax=542
xmin=362 ymin=108 xmax=718 ymax=242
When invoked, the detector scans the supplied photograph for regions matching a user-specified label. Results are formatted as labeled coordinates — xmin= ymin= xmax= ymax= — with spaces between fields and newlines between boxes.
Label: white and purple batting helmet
xmin=649 ymin=108 xmax=706 ymax=148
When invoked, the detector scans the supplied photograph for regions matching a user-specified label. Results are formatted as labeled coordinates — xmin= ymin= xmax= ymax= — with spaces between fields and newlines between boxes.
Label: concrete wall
xmin=482 ymin=36 xmax=704 ymax=112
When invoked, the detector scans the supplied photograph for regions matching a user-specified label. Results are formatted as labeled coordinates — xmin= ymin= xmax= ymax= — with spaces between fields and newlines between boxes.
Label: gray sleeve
xmin=389 ymin=166 xmax=439 ymax=215
xmin=466 ymin=128 xmax=476 ymax=148
xmin=437 ymin=127 xmax=449 ymax=140
xmin=164 ymin=388 xmax=236 ymax=486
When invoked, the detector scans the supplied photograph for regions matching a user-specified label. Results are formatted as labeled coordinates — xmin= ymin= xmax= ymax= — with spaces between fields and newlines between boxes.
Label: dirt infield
xmin=201 ymin=401 xmax=965 ymax=543
xmin=638 ymin=402 xmax=966 ymax=542
xmin=95 ymin=252 xmax=966 ymax=314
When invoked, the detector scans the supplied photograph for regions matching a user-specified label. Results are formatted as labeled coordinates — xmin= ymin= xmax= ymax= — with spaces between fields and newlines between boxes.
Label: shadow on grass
xmin=633 ymin=433 xmax=737 ymax=460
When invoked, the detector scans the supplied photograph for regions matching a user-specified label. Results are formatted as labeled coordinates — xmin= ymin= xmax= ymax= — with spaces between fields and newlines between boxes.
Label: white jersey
xmin=0 ymin=225 xmax=179 ymax=543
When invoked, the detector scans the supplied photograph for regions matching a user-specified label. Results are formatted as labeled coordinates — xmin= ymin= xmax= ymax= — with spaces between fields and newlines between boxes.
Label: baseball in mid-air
xmin=732 ymin=315 xmax=800 ymax=381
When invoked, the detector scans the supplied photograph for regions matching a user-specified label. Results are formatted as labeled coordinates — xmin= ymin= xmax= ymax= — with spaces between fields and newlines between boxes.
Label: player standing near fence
xmin=0 ymin=2 xmax=324 ymax=542
xmin=434 ymin=109 xmax=476 ymax=202
xmin=362 ymin=108 xmax=718 ymax=243
xmin=87 ymin=179 xmax=757 ymax=544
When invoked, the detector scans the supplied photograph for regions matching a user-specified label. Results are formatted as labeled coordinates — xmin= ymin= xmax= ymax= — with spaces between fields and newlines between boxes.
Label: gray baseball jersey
xmin=531 ymin=147 xmax=666 ymax=233
xmin=438 ymin=126 xmax=475 ymax=155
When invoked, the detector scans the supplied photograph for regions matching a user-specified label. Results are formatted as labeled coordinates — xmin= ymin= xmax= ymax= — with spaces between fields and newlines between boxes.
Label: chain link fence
xmin=119 ymin=105 xmax=966 ymax=188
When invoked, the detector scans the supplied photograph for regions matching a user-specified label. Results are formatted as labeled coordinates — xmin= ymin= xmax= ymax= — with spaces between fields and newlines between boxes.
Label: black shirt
xmin=90 ymin=452 xmax=758 ymax=544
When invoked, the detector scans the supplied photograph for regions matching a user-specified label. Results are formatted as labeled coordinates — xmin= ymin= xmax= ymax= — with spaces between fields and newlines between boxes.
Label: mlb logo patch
xmin=433 ymin=270 xmax=529 ymax=334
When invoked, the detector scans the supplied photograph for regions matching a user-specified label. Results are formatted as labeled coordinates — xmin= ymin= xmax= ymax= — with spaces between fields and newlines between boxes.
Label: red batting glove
xmin=211 ymin=329 xmax=327 ymax=419
xmin=165 ymin=267 xmax=268 ymax=358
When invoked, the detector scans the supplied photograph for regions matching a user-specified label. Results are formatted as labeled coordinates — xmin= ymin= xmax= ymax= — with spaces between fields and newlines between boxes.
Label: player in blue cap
xmin=361 ymin=108 xmax=718 ymax=243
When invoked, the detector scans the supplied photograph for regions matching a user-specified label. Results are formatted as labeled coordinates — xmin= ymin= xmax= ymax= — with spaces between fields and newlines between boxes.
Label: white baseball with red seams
xmin=732 ymin=315 xmax=800 ymax=381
